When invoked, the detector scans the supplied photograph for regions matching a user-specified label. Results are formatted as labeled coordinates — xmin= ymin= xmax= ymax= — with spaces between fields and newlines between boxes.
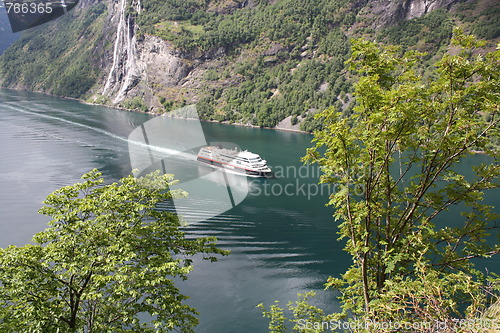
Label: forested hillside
xmin=0 ymin=0 xmax=498 ymax=131
xmin=0 ymin=1 xmax=107 ymax=97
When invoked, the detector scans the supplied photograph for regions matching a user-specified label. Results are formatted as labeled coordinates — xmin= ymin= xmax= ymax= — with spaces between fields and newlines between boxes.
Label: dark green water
xmin=0 ymin=89 xmax=498 ymax=332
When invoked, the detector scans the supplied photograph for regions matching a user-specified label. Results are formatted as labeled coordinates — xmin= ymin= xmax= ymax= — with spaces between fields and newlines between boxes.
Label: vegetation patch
xmin=122 ymin=96 xmax=148 ymax=112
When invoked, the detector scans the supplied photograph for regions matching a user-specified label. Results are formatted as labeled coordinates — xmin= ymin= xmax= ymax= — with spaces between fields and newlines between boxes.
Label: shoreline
xmin=1 ymin=86 xmax=310 ymax=134
xmin=189 ymin=118 xmax=310 ymax=134
xmin=2 ymin=87 xmax=493 ymax=150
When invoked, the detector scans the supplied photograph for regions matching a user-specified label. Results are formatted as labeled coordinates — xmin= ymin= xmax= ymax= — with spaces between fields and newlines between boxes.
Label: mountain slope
xmin=0 ymin=0 xmax=498 ymax=131
xmin=0 ymin=0 xmax=108 ymax=97
xmin=0 ymin=5 xmax=20 ymax=55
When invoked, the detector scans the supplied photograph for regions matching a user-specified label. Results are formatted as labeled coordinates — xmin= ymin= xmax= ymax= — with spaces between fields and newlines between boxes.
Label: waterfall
xmin=103 ymin=0 xmax=140 ymax=103
xmin=103 ymin=0 xmax=126 ymax=94
xmin=114 ymin=14 xmax=138 ymax=103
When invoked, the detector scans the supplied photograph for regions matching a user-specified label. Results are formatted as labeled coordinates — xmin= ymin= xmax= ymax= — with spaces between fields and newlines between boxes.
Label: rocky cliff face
xmin=1 ymin=0 xmax=491 ymax=117
xmin=405 ymin=0 xmax=459 ymax=19
xmin=102 ymin=0 xmax=140 ymax=103
xmin=96 ymin=0 xmax=196 ymax=111
xmin=362 ymin=0 xmax=461 ymax=27
xmin=95 ymin=0 xmax=468 ymax=111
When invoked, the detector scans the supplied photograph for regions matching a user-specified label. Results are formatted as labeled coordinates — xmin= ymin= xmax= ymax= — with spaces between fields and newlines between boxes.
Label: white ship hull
xmin=197 ymin=146 xmax=272 ymax=178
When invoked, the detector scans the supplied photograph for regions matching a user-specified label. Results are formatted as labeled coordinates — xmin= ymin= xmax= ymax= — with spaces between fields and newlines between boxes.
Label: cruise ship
xmin=197 ymin=146 xmax=272 ymax=177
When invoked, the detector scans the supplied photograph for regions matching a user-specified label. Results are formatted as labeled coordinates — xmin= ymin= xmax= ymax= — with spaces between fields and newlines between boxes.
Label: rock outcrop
xmin=364 ymin=0 xmax=461 ymax=27
xmin=1 ymin=0 xmax=477 ymax=114
xmin=97 ymin=0 xmax=466 ymax=110
xmin=102 ymin=0 xmax=140 ymax=103
xmin=100 ymin=0 xmax=196 ymax=111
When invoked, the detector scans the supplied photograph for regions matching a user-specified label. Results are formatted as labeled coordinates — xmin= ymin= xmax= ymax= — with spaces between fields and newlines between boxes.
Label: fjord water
xmin=0 ymin=89 xmax=498 ymax=332
xmin=0 ymin=89 xmax=343 ymax=331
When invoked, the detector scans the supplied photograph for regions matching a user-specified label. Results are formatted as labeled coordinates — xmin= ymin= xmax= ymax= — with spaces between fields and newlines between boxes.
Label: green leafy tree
xmin=261 ymin=29 xmax=499 ymax=332
xmin=0 ymin=170 xmax=228 ymax=332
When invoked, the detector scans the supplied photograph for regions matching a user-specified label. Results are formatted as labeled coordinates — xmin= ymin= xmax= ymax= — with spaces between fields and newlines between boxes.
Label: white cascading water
xmin=114 ymin=13 xmax=138 ymax=103
xmin=103 ymin=0 xmax=140 ymax=103
xmin=103 ymin=0 xmax=126 ymax=94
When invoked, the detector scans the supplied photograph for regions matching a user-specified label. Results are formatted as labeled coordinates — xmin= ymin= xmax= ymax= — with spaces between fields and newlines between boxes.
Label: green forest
xmin=0 ymin=0 xmax=499 ymax=131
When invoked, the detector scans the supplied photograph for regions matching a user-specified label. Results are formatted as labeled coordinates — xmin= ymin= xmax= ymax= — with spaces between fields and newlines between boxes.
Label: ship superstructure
xmin=197 ymin=146 xmax=272 ymax=177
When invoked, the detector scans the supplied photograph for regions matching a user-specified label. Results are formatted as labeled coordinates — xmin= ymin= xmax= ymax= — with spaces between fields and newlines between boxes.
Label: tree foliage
xmin=0 ymin=170 xmax=228 ymax=332
xmin=261 ymin=29 xmax=500 ymax=332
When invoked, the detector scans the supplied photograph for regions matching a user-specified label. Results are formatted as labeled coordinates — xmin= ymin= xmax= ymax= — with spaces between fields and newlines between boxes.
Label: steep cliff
xmin=0 ymin=0 xmax=498 ymax=128
xmin=89 ymin=0 xmax=202 ymax=111
xmin=102 ymin=0 xmax=140 ymax=102
xmin=365 ymin=0 xmax=461 ymax=27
